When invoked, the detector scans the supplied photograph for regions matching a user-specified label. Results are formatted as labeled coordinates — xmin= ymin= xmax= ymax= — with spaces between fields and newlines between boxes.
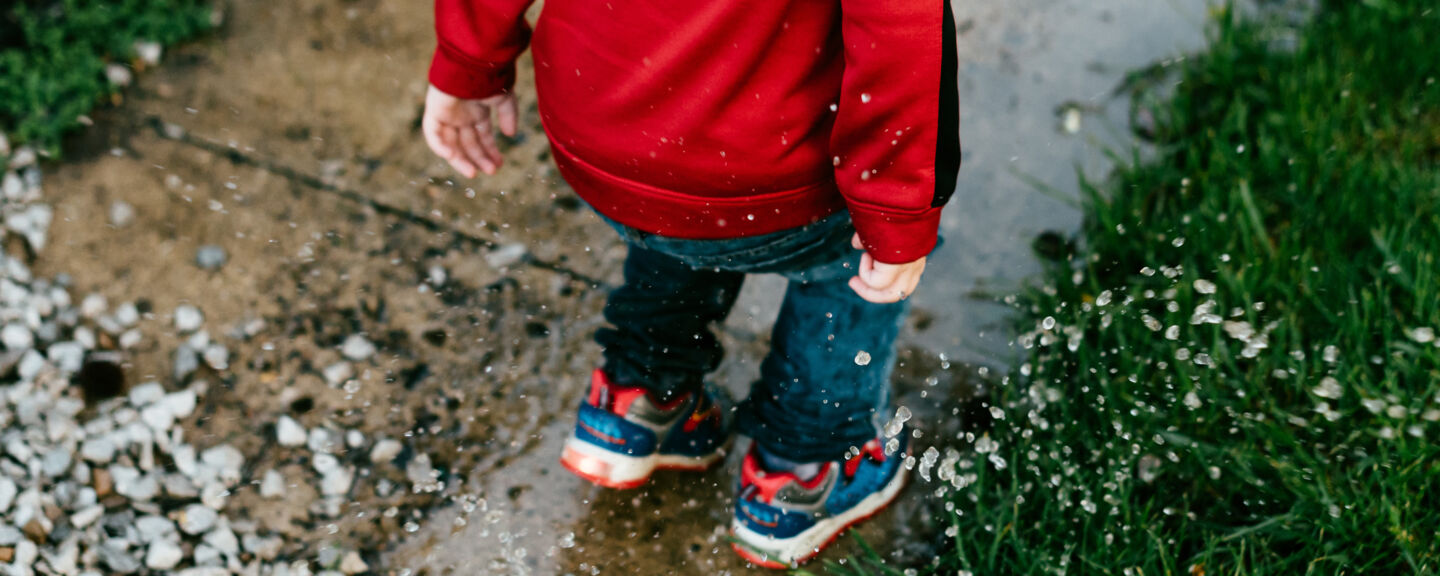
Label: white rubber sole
xmin=731 ymin=463 xmax=909 ymax=568
xmin=561 ymin=436 xmax=724 ymax=489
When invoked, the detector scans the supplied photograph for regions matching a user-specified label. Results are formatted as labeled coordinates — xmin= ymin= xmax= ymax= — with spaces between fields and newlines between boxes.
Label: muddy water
xmin=35 ymin=0 xmax=1230 ymax=573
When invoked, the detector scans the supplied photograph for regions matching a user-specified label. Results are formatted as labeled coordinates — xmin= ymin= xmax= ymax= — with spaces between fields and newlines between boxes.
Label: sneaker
xmin=730 ymin=432 xmax=909 ymax=569
xmin=561 ymin=368 xmax=731 ymax=489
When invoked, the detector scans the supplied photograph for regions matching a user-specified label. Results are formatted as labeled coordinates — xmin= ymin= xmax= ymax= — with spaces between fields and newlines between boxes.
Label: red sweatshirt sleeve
xmin=429 ymin=0 xmax=538 ymax=99
xmin=831 ymin=0 xmax=962 ymax=264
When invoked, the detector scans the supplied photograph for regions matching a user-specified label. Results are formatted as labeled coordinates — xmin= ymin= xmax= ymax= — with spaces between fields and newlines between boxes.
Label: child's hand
xmin=847 ymin=233 xmax=926 ymax=304
xmin=422 ymin=85 xmax=519 ymax=178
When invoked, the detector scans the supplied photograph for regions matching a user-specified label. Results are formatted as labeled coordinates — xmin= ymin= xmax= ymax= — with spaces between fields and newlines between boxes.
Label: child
xmin=422 ymin=0 xmax=960 ymax=567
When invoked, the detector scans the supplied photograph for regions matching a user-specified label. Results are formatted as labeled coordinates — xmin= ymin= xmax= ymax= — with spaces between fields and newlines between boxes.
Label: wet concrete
xmin=33 ymin=0 xmax=1226 ymax=573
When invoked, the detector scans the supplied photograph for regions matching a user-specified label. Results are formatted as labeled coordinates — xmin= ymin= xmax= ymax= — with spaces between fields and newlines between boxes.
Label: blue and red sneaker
xmin=561 ymin=369 xmax=731 ymax=489
xmin=730 ymin=431 xmax=910 ymax=569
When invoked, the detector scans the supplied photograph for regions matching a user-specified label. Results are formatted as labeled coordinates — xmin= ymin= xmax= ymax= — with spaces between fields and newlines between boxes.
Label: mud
xmin=33 ymin=0 xmax=1234 ymax=573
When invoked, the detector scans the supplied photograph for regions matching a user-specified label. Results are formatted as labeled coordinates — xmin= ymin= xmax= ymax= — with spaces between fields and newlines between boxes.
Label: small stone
xmin=81 ymin=294 xmax=108 ymax=318
xmin=133 ymin=40 xmax=163 ymax=65
xmin=259 ymin=469 xmax=285 ymax=499
xmin=345 ymin=429 xmax=365 ymax=449
xmin=98 ymin=540 xmax=141 ymax=573
xmin=174 ymin=344 xmax=200 ymax=381
xmin=47 ymin=341 xmax=85 ymax=373
xmin=485 ymin=243 xmax=528 ymax=268
xmin=178 ymin=504 xmax=218 ymax=534
xmin=193 ymin=542 xmax=222 ymax=566
xmin=242 ymin=534 xmax=283 ymax=560
xmin=163 ymin=474 xmax=199 ymax=498
xmin=110 ymin=201 xmax=136 ymax=228
xmin=70 ymin=504 xmax=105 ymax=528
xmin=340 ymin=334 xmax=375 ymax=361
xmin=320 ymin=468 xmax=353 ymax=497
xmin=200 ymin=481 xmax=229 ymax=509
xmin=195 ymin=245 xmax=228 ymax=270
xmin=307 ymin=427 xmax=337 ymax=453
xmin=145 ymin=540 xmax=183 ymax=570
xmin=276 ymin=416 xmax=307 ymax=447
xmin=0 ymin=478 xmax=14 ymax=513
xmin=323 ymin=362 xmax=353 ymax=386
xmin=339 ymin=551 xmax=368 ymax=575
xmin=128 ymin=381 xmax=165 ymax=407
xmin=201 ymin=445 xmax=245 ymax=485
xmin=135 ymin=515 xmax=177 ymax=543
xmin=161 ymin=389 xmax=198 ymax=419
xmin=203 ymin=343 xmax=229 ymax=370
xmin=92 ymin=468 xmax=113 ymax=497
xmin=81 ymin=436 xmax=117 ymax=463
xmin=112 ymin=467 xmax=159 ymax=501
xmin=177 ymin=567 xmax=231 ymax=576
xmin=41 ymin=448 xmax=71 ymax=477
xmin=174 ymin=305 xmax=204 ymax=333
xmin=312 ymin=453 xmax=340 ymax=476
xmin=105 ymin=63 xmax=134 ymax=86
xmin=1 ymin=323 xmax=33 ymax=351
xmin=203 ymin=526 xmax=239 ymax=556
xmin=428 ymin=265 xmax=447 ymax=286
xmin=119 ymin=329 xmax=143 ymax=349
xmin=0 ymin=524 xmax=22 ymax=545
xmin=142 ymin=403 xmax=175 ymax=432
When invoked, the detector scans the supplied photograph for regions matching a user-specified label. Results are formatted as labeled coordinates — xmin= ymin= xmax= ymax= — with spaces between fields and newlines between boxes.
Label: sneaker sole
xmin=729 ymin=462 xmax=909 ymax=569
xmin=560 ymin=436 xmax=725 ymax=490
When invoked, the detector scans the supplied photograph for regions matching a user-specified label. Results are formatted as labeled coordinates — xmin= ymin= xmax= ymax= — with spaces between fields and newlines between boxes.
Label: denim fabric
xmin=594 ymin=211 xmax=912 ymax=463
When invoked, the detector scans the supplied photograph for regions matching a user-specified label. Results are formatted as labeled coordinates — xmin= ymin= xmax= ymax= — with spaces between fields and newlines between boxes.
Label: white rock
xmin=312 ymin=453 xmax=340 ymax=476
xmin=203 ymin=343 xmax=229 ymax=370
xmin=105 ymin=63 xmax=134 ymax=86
xmin=171 ymin=445 xmax=198 ymax=477
xmin=259 ymin=469 xmax=285 ymax=499
xmin=340 ymin=334 xmax=375 ymax=361
xmin=47 ymin=341 xmax=85 ymax=373
xmin=110 ymin=201 xmax=136 ymax=228
xmin=339 ymin=551 xmax=368 ymax=575
xmin=80 ymin=294 xmax=108 ymax=318
xmin=8 ymin=146 xmax=36 ymax=169
xmin=135 ymin=515 xmax=178 ymax=543
xmin=320 ymin=468 xmax=353 ymax=496
xmin=160 ymin=389 xmax=198 ymax=419
xmin=141 ymin=404 xmax=175 ymax=432
xmin=128 ymin=382 xmax=165 ymax=407
xmin=485 ymin=243 xmax=528 ymax=268
xmin=178 ymin=504 xmax=218 ymax=534
xmin=133 ymin=40 xmax=163 ymax=65
xmin=80 ymin=436 xmax=117 ymax=463
xmin=2 ymin=323 xmax=33 ymax=350
xmin=16 ymin=349 xmax=46 ymax=382
xmin=70 ymin=504 xmax=105 ymax=528
xmin=114 ymin=301 xmax=140 ymax=326
xmin=174 ymin=305 xmax=204 ymax=333
xmin=200 ymin=481 xmax=229 ymax=510
xmin=322 ymin=362 xmax=353 ymax=386
xmin=40 ymin=447 xmax=71 ymax=477
xmin=369 ymin=438 xmax=402 ymax=464
xmin=177 ymin=567 xmax=230 ymax=576
xmin=0 ymin=477 xmax=17 ymax=513
xmin=428 ymin=265 xmax=447 ymax=286
xmin=275 ymin=416 xmax=307 ymax=447
xmin=345 ymin=429 xmax=364 ymax=449
xmin=145 ymin=540 xmax=184 ymax=570
xmin=193 ymin=543 xmax=222 ymax=566
xmin=119 ymin=329 xmax=143 ymax=349
xmin=307 ymin=427 xmax=337 ymax=453
xmin=203 ymin=526 xmax=240 ymax=556
xmin=187 ymin=329 xmax=210 ymax=350
xmin=200 ymin=444 xmax=245 ymax=485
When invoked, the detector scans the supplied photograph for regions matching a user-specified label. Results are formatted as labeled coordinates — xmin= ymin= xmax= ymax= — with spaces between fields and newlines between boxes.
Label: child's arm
xmin=422 ymin=0 xmax=537 ymax=177
xmin=834 ymin=0 xmax=961 ymax=302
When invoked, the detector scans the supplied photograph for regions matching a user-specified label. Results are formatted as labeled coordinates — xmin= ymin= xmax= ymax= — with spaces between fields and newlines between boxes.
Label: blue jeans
xmin=595 ymin=212 xmax=910 ymax=463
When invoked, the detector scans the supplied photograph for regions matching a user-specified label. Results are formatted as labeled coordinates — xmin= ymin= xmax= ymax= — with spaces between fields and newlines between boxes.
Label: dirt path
xmin=35 ymin=0 xmax=1223 ymax=573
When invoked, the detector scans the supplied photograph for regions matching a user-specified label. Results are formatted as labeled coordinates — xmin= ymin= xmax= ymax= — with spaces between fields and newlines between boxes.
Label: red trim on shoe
xmin=730 ymin=465 xmax=909 ymax=570
xmin=843 ymin=439 xmax=888 ymax=478
xmin=740 ymin=450 xmax=829 ymax=505
xmin=586 ymin=368 xmax=687 ymax=416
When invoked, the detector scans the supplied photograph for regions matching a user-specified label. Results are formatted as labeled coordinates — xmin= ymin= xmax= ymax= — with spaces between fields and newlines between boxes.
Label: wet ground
xmin=36 ymin=0 xmax=1226 ymax=573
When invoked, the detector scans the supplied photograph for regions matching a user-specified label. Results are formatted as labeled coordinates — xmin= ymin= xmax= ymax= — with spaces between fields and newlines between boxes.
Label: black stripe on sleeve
xmin=932 ymin=0 xmax=961 ymax=208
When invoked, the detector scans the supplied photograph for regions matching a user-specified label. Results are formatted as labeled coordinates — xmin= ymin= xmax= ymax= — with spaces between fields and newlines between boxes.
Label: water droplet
xmin=854 ymin=350 xmax=872 ymax=366
xmin=1311 ymin=376 xmax=1343 ymax=399
xmin=860 ymin=92 xmax=872 ymax=103
xmin=1406 ymin=327 xmax=1436 ymax=344
xmin=1193 ymin=279 xmax=1217 ymax=294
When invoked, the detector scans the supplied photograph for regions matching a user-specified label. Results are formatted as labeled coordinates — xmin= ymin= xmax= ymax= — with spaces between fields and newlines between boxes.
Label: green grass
xmin=0 ymin=0 xmax=213 ymax=156
xmin=935 ymin=1 xmax=1440 ymax=574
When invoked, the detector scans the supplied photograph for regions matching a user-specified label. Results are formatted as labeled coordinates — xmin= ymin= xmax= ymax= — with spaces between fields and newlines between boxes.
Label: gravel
xmin=276 ymin=415 xmax=308 ymax=447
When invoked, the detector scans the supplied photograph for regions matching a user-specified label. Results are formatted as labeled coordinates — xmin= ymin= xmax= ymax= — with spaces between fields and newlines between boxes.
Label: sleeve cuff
xmin=848 ymin=205 xmax=942 ymax=264
xmin=428 ymin=47 xmax=517 ymax=100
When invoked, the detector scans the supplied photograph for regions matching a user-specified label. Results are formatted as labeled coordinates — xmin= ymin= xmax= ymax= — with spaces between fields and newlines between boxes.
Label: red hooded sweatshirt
xmin=430 ymin=0 xmax=960 ymax=263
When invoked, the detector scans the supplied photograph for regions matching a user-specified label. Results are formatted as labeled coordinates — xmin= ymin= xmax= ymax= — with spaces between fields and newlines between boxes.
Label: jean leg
xmin=595 ymin=243 xmax=745 ymax=403
xmin=738 ymin=275 xmax=908 ymax=463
